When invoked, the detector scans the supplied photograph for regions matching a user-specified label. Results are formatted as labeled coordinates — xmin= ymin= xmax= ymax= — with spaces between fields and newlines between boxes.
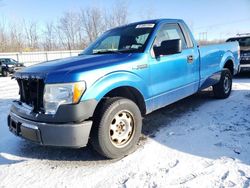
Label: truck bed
xmin=199 ymin=41 xmax=239 ymax=87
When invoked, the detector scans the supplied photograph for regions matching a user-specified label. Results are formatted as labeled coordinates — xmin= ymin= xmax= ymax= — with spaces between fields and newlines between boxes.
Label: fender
xmin=219 ymin=50 xmax=235 ymax=70
xmin=81 ymin=71 xmax=150 ymax=102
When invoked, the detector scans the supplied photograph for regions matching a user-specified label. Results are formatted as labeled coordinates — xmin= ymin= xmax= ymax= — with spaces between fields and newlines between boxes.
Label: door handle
xmin=187 ymin=55 xmax=194 ymax=63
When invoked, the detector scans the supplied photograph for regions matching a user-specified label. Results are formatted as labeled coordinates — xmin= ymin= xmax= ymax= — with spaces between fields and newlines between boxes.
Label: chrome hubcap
xmin=224 ymin=76 xmax=231 ymax=94
xmin=109 ymin=110 xmax=134 ymax=148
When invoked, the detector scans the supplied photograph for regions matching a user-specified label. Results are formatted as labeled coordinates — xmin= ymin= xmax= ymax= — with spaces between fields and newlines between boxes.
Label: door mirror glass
xmin=153 ymin=39 xmax=182 ymax=57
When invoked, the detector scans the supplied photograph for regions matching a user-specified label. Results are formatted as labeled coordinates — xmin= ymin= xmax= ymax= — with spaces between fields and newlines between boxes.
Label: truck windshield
xmin=6 ymin=59 xmax=17 ymax=65
xmin=82 ymin=23 xmax=155 ymax=55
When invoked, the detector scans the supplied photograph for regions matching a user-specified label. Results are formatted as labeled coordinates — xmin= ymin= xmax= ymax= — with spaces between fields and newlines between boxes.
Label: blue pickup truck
xmin=8 ymin=19 xmax=240 ymax=158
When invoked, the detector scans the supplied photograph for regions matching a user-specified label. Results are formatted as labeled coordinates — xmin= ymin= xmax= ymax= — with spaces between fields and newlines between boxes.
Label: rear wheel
xmin=91 ymin=97 xmax=142 ymax=159
xmin=213 ymin=68 xmax=232 ymax=99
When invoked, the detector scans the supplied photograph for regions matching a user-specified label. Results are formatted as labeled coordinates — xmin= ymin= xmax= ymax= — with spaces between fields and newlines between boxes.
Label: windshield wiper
xmin=116 ymin=48 xmax=139 ymax=53
xmin=93 ymin=50 xmax=123 ymax=55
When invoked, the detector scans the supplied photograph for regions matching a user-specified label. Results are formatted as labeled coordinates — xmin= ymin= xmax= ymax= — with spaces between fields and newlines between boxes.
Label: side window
xmin=153 ymin=24 xmax=187 ymax=50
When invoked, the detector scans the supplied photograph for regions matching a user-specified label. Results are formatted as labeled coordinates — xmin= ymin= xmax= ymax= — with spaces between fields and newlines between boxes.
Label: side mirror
xmin=153 ymin=39 xmax=182 ymax=57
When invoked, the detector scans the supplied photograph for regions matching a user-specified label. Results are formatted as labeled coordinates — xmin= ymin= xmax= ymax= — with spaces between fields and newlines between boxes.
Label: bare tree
xmin=0 ymin=17 xmax=8 ymax=52
xmin=103 ymin=2 xmax=128 ymax=30
xmin=57 ymin=11 xmax=85 ymax=50
xmin=23 ymin=20 xmax=39 ymax=51
xmin=9 ymin=23 xmax=24 ymax=52
xmin=0 ymin=3 xmax=130 ymax=52
xmin=112 ymin=2 xmax=128 ymax=27
xmin=80 ymin=3 xmax=128 ymax=44
xmin=43 ymin=22 xmax=57 ymax=51
xmin=80 ymin=7 xmax=103 ymax=43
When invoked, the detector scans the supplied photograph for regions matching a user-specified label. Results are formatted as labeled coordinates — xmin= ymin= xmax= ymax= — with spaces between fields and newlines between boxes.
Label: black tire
xmin=91 ymin=97 xmax=142 ymax=159
xmin=213 ymin=68 xmax=232 ymax=99
xmin=2 ymin=70 xmax=9 ymax=77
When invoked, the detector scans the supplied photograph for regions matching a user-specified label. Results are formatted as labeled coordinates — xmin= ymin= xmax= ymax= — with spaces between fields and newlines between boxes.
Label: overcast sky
xmin=1 ymin=0 xmax=250 ymax=40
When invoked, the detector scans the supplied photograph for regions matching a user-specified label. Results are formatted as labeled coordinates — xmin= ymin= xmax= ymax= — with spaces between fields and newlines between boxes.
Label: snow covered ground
xmin=0 ymin=74 xmax=250 ymax=188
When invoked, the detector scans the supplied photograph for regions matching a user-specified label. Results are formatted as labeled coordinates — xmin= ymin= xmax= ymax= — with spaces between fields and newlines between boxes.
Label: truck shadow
xmin=0 ymin=89 xmax=215 ymax=165
xmin=0 ymin=80 xmax=250 ymax=166
xmin=235 ymin=71 xmax=250 ymax=79
xmin=0 ymin=98 xmax=108 ymax=165
xmin=142 ymin=89 xmax=214 ymax=138
xmin=0 ymin=92 xmax=213 ymax=165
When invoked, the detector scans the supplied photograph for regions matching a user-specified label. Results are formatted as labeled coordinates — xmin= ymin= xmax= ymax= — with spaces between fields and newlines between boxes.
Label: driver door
xmin=149 ymin=23 xmax=199 ymax=109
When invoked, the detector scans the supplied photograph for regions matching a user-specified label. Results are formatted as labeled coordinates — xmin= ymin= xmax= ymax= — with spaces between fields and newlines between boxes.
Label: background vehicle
xmin=0 ymin=58 xmax=25 ymax=77
xmin=8 ymin=19 xmax=240 ymax=159
xmin=226 ymin=34 xmax=250 ymax=72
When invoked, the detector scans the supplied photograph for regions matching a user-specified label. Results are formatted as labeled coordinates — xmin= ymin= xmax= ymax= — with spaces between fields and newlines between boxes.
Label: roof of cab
xmin=127 ymin=18 xmax=183 ymax=26
xmin=109 ymin=19 xmax=184 ymax=31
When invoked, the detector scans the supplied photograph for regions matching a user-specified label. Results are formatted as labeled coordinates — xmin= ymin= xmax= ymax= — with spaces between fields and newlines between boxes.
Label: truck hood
xmin=14 ymin=53 xmax=136 ymax=81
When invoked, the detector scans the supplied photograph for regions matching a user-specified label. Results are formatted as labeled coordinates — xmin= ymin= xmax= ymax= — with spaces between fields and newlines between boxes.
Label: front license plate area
xmin=9 ymin=118 xmax=21 ymax=136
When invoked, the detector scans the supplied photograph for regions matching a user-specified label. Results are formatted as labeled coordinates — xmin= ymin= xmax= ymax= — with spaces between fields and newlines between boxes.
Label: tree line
xmin=0 ymin=4 xmax=128 ymax=52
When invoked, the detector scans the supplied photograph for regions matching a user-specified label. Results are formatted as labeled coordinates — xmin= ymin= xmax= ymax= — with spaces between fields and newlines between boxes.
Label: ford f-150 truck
xmin=8 ymin=19 xmax=240 ymax=159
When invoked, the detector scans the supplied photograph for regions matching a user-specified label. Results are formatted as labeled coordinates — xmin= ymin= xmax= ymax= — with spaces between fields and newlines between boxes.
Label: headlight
xmin=43 ymin=81 xmax=86 ymax=114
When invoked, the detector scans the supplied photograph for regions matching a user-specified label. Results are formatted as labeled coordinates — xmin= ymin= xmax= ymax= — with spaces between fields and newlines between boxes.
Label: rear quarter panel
xmin=199 ymin=41 xmax=239 ymax=86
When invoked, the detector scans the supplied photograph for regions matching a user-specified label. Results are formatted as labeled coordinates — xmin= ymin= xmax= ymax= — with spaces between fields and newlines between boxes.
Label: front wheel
xmin=91 ymin=97 xmax=142 ymax=159
xmin=2 ymin=70 xmax=9 ymax=77
xmin=213 ymin=68 xmax=232 ymax=99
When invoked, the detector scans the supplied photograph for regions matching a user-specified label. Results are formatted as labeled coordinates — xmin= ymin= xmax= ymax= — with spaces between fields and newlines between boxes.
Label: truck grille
xmin=16 ymin=78 xmax=45 ymax=112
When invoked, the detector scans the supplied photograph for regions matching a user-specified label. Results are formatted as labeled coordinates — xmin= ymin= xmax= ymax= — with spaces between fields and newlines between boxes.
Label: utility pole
xmin=199 ymin=32 xmax=207 ymax=41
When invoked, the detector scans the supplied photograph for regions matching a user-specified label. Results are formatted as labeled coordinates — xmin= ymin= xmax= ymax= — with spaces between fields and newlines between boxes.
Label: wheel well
xmin=97 ymin=86 xmax=146 ymax=116
xmin=224 ymin=60 xmax=234 ymax=75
